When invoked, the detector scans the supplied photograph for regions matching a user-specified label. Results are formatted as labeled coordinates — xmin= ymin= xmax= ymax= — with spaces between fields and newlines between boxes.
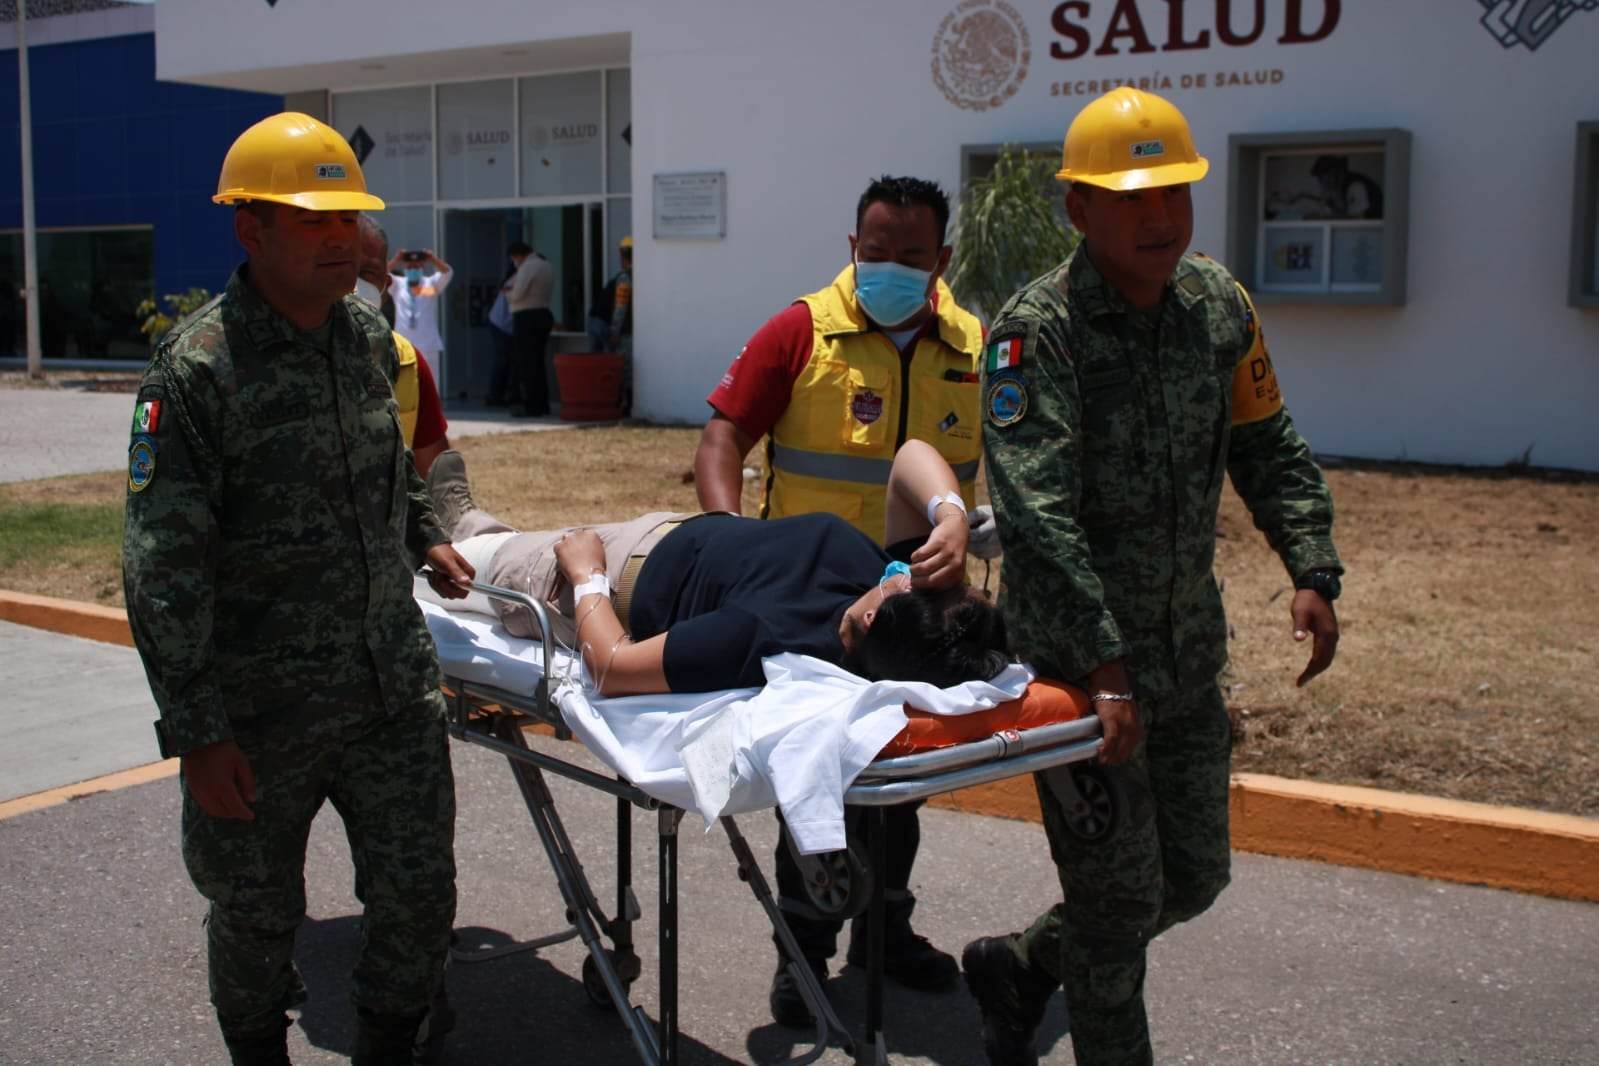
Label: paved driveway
xmin=0 ymin=384 xmax=573 ymax=484
xmin=2 ymin=721 xmax=1594 ymax=1065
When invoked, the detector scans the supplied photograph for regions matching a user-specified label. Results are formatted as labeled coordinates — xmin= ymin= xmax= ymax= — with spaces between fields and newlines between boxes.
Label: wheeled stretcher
xmin=426 ymin=582 xmax=1117 ymax=1065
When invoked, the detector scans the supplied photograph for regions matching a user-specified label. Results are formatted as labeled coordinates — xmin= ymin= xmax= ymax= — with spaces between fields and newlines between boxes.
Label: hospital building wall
xmin=154 ymin=0 xmax=1599 ymax=471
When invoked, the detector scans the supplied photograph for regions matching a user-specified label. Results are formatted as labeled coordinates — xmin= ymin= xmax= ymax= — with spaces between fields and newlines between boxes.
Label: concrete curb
xmin=8 ymin=589 xmax=1597 ymax=904
xmin=929 ymin=774 xmax=1599 ymax=904
xmin=0 ymin=589 xmax=133 ymax=647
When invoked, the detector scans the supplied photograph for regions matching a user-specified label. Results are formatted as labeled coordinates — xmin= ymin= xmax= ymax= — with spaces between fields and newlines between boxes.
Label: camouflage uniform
xmin=980 ymin=246 xmax=1340 ymax=1065
xmin=122 ymin=266 xmax=457 ymax=1042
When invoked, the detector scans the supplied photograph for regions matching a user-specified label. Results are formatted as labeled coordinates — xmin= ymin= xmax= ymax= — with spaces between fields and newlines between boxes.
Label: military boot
xmin=411 ymin=987 xmax=456 ymax=1065
xmin=424 ymin=450 xmax=476 ymax=540
xmin=845 ymin=892 xmax=959 ymax=991
xmin=961 ymin=935 xmax=1058 ymax=1066
xmin=220 ymin=1014 xmax=292 ymax=1066
xmin=351 ymin=1008 xmax=425 ymax=1066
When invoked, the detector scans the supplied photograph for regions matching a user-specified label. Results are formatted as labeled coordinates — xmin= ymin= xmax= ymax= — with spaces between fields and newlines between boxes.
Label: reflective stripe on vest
xmin=770 ymin=442 xmax=979 ymax=485
xmin=760 ymin=265 xmax=984 ymax=543
xmin=391 ymin=331 xmax=420 ymax=446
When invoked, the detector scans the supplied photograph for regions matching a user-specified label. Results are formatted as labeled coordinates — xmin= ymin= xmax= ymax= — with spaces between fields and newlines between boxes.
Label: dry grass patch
xmin=4 ymin=426 xmax=1596 ymax=816
xmin=1217 ymin=463 xmax=1599 ymax=816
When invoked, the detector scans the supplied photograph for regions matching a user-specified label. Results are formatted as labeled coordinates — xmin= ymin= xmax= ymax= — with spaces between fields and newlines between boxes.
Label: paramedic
xmin=962 ymin=88 xmax=1343 ymax=1066
xmin=691 ymin=175 xmax=992 ymax=1022
xmin=121 ymin=112 xmax=474 ymax=1066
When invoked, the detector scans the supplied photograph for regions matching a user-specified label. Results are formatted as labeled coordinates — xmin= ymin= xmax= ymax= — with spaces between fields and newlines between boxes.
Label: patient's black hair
xmin=847 ymin=586 xmax=1011 ymax=687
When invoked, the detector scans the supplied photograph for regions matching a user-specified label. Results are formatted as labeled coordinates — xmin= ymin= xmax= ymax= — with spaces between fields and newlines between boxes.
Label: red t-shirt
xmin=706 ymin=299 xmax=940 ymax=442
xmin=412 ymin=352 xmax=448 ymax=451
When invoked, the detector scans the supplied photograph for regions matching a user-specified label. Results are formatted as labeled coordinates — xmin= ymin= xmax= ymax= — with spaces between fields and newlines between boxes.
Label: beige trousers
xmin=463 ymin=508 xmax=703 ymax=648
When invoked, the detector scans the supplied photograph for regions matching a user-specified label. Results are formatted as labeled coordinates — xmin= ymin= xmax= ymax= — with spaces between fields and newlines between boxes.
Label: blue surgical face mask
xmin=880 ymin=560 xmax=912 ymax=586
xmin=405 ymin=268 xmax=424 ymax=286
xmin=854 ymin=258 xmax=932 ymax=328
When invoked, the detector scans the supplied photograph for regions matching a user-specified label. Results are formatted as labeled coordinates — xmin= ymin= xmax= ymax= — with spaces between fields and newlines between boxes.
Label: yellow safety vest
xmin=761 ymin=266 xmax=984 ymax=544
xmin=391 ymin=332 xmax=420 ymax=446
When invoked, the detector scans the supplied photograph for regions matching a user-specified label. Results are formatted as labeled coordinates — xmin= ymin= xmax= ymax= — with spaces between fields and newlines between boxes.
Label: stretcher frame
xmin=441 ymin=581 xmax=1105 ymax=1065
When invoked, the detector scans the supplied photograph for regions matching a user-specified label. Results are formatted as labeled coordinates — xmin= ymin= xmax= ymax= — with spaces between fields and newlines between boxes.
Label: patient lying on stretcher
xmin=420 ymin=440 xmax=1009 ymax=698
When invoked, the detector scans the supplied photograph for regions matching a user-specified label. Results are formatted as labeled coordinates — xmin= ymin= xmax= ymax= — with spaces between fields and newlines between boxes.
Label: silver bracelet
xmin=1091 ymin=691 xmax=1134 ymax=703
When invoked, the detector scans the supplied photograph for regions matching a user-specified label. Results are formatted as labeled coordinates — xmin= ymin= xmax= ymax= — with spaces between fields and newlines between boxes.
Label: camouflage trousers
xmin=180 ymin=689 xmax=457 ymax=1039
xmin=1012 ymin=681 xmax=1232 ymax=1066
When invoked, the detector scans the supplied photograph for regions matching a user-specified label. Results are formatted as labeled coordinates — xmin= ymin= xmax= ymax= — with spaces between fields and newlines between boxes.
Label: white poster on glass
xmin=438 ymin=80 xmax=515 ymax=201
xmin=520 ymin=72 xmax=603 ymax=198
xmin=332 ymin=87 xmax=433 ymax=204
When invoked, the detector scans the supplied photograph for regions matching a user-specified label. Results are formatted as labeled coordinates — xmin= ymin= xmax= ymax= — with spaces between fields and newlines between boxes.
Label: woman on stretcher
xmin=421 ymin=440 xmax=1009 ymax=697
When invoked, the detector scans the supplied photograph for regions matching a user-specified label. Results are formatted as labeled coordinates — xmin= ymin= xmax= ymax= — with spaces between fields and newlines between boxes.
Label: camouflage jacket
xmin=980 ymin=246 xmax=1341 ymax=695
xmin=122 ymin=266 xmax=448 ymax=758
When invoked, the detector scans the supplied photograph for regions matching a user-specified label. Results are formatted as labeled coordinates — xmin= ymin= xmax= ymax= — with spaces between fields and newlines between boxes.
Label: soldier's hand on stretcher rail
xmin=182 ymin=739 xmax=257 ymax=820
xmin=1085 ymin=658 xmax=1144 ymax=765
xmin=1290 ymin=589 xmax=1339 ymax=687
xmin=423 ymin=543 xmax=476 ymax=600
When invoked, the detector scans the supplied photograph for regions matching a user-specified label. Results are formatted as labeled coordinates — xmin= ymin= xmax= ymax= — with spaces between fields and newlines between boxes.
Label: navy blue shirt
xmin=627 ymin=513 xmax=890 ymax=692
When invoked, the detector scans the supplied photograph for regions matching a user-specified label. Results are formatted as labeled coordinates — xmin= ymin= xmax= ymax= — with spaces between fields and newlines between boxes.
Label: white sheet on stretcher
xmin=420 ymin=600 xmax=1032 ymax=854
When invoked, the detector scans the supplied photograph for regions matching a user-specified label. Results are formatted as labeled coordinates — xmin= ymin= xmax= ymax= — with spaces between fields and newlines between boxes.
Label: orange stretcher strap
xmin=877 ymin=678 xmax=1093 ymax=758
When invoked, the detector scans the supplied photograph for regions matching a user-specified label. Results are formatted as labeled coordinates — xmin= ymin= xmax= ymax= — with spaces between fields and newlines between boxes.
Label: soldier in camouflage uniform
xmin=961 ymin=89 xmax=1343 ymax=1066
xmin=121 ymin=113 xmax=476 ymax=1066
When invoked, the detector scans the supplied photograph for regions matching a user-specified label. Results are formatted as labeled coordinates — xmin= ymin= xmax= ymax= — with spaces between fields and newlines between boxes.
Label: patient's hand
xmin=909 ymin=509 xmax=969 ymax=589
xmin=554 ymin=529 xmax=607 ymax=586
xmin=423 ymin=543 xmax=475 ymax=599
xmin=182 ymin=739 xmax=257 ymax=820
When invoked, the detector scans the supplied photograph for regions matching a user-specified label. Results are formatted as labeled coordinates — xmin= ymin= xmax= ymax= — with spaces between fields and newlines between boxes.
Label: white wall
xmin=156 ymin=0 xmax=1599 ymax=470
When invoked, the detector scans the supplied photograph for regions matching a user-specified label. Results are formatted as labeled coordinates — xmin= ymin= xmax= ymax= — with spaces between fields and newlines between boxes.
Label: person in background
xmin=387 ymin=247 xmax=453 ymax=388
xmin=359 ymin=217 xmax=451 ymax=477
xmin=484 ymin=261 xmax=519 ymax=408
xmin=504 ymin=240 xmax=554 ymax=418
xmin=587 ymin=235 xmax=633 ymax=354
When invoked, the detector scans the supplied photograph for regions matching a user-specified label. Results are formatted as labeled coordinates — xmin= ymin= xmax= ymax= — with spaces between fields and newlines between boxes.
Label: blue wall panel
xmin=0 ymin=32 xmax=282 ymax=303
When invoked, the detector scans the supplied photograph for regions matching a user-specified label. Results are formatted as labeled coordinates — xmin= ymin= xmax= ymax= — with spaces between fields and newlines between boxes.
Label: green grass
xmin=0 ymin=498 xmax=123 ymax=571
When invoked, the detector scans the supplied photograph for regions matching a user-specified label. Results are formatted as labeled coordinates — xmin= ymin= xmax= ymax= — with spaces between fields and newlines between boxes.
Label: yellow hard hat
xmin=1056 ymin=87 xmax=1209 ymax=191
xmin=619 ymin=236 xmax=633 ymax=250
xmin=213 ymin=112 xmax=385 ymax=212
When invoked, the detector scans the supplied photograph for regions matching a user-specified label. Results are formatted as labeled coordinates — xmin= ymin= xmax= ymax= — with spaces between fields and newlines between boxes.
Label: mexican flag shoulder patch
xmin=984 ymin=335 xmax=1023 ymax=374
xmin=131 ymin=398 xmax=162 ymax=436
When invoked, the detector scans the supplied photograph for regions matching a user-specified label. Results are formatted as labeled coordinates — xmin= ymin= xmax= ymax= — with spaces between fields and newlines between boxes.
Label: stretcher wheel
xmin=800 ymin=840 xmax=873 ymax=920
xmin=582 ymin=948 xmax=641 ymax=1010
xmin=1060 ymin=765 xmax=1119 ymax=842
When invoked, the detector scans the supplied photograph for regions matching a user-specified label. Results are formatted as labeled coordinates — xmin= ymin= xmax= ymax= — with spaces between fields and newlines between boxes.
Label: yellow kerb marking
xmin=0 ymin=759 xmax=178 ymax=822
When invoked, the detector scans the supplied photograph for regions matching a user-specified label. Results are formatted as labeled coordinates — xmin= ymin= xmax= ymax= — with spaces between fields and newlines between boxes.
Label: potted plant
xmin=136 ymin=287 xmax=214 ymax=348
xmin=947 ymin=144 xmax=1080 ymax=323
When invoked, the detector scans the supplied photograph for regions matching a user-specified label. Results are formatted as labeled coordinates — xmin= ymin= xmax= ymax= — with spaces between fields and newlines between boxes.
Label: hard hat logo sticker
xmin=315 ymin=163 xmax=347 ymax=180
xmin=1131 ymin=140 xmax=1165 ymax=159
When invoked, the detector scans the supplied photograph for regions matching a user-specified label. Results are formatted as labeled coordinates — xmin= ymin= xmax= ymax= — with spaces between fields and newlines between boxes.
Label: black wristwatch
xmin=1294 ymin=568 xmax=1342 ymax=603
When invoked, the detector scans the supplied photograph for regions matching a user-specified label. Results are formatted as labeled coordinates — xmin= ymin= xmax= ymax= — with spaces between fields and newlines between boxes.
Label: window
xmin=331 ymin=86 xmax=433 ymax=204
xmin=607 ymin=69 xmax=632 ymax=196
xmin=1570 ymin=121 xmax=1599 ymax=310
xmin=330 ymin=65 xmax=631 ymax=397
xmin=1228 ymin=130 xmax=1410 ymax=306
xmin=437 ymin=79 xmax=516 ymax=201
xmin=519 ymin=72 xmax=603 ymax=198
xmin=0 ymin=227 xmax=153 ymax=359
